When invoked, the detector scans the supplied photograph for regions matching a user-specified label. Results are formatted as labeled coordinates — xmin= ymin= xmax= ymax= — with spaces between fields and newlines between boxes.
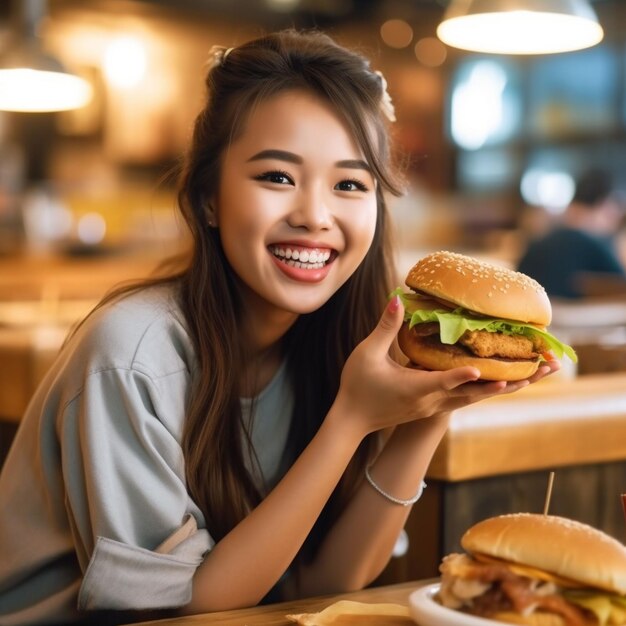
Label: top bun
xmin=461 ymin=513 xmax=626 ymax=595
xmin=406 ymin=251 xmax=551 ymax=326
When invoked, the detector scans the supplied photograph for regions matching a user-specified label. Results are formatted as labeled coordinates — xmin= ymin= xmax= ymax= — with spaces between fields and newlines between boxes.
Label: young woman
xmin=0 ymin=30 xmax=559 ymax=625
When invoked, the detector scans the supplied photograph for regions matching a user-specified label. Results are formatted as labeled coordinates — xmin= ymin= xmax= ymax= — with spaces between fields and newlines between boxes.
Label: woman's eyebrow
xmin=336 ymin=159 xmax=371 ymax=172
xmin=247 ymin=150 xmax=371 ymax=173
xmin=247 ymin=149 xmax=302 ymax=164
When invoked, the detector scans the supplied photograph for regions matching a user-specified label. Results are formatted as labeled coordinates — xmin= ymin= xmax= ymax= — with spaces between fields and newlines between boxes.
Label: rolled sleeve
xmin=78 ymin=525 xmax=212 ymax=610
xmin=58 ymin=364 xmax=214 ymax=611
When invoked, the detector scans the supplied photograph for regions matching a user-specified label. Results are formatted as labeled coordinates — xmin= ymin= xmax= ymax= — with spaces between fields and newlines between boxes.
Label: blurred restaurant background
xmin=1 ymin=0 xmax=626 ymax=583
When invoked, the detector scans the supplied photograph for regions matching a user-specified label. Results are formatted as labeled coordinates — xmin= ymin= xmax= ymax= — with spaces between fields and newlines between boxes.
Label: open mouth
xmin=268 ymin=245 xmax=336 ymax=270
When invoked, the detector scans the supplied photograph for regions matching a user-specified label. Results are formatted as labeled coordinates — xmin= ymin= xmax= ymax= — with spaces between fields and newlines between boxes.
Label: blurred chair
xmin=575 ymin=271 xmax=626 ymax=299
xmin=550 ymin=296 xmax=626 ymax=375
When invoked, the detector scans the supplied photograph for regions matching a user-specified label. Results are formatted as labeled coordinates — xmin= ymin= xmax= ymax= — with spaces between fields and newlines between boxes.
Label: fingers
xmin=492 ymin=379 xmax=530 ymax=395
xmin=437 ymin=366 xmax=481 ymax=391
xmin=368 ymin=295 xmax=405 ymax=358
xmin=395 ymin=358 xmax=564 ymax=421
xmin=539 ymin=359 xmax=561 ymax=377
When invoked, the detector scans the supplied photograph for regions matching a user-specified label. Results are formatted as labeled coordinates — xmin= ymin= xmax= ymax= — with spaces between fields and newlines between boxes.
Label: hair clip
xmin=374 ymin=70 xmax=396 ymax=123
xmin=206 ymin=45 xmax=235 ymax=71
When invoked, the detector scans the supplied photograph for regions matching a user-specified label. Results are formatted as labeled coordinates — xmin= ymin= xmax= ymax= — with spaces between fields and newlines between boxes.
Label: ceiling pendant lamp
xmin=437 ymin=0 xmax=604 ymax=55
xmin=0 ymin=0 xmax=92 ymax=112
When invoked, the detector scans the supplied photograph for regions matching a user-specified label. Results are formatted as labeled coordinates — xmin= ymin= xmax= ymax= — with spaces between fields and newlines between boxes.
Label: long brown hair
xmin=100 ymin=29 xmax=403 ymax=564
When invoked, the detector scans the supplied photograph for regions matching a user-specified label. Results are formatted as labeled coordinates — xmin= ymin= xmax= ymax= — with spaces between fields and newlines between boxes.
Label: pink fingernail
xmin=388 ymin=295 xmax=400 ymax=313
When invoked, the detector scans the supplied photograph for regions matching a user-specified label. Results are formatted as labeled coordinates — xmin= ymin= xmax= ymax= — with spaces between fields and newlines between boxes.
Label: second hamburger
xmin=437 ymin=513 xmax=626 ymax=626
xmin=395 ymin=251 xmax=577 ymax=381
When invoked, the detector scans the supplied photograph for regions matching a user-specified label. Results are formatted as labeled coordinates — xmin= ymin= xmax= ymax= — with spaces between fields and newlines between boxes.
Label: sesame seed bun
xmin=397 ymin=251 xmax=553 ymax=381
xmin=406 ymin=251 xmax=551 ymax=326
xmin=461 ymin=513 xmax=626 ymax=596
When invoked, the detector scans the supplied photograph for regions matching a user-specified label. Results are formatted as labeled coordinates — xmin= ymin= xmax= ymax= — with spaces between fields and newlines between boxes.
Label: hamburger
xmin=438 ymin=513 xmax=626 ymax=626
xmin=394 ymin=251 xmax=577 ymax=381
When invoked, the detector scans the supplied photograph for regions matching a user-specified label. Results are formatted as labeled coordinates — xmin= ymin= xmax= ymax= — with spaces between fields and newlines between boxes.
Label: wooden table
xmin=0 ymin=250 xmax=172 ymax=301
xmin=429 ymin=372 xmax=626 ymax=481
xmin=0 ymin=325 xmax=73 ymax=423
xmin=124 ymin=580 xmax=426 ymax=625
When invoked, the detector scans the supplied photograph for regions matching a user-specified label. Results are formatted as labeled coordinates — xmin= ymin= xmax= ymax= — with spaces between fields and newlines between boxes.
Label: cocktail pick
xmin=543 ymin=471 xmax=555 ymax=515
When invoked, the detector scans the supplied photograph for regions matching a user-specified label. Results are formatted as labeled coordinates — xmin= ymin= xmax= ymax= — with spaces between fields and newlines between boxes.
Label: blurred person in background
xmin=517 ymin=169 xmax=626 ymax=299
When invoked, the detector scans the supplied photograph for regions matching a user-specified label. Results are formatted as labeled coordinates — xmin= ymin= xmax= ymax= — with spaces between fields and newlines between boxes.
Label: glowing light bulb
xmin=438 ymin=9 xmax=603 ymax=55
xmin=0 ymin=68 xmax=92 ymax=112
xmin=103 ymin=37 xmax=147 ymax=88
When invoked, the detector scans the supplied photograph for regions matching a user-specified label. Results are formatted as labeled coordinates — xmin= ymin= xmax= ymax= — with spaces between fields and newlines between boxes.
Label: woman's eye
xmin=255 ymin=170 xmax=293 ymax=185
xmin=335 ymin=179 xmax=369 ymax=192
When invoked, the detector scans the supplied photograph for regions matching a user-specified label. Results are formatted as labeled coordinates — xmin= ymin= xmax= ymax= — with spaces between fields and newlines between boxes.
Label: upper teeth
xmin=270 ymin=246 xmax=331 ymax=266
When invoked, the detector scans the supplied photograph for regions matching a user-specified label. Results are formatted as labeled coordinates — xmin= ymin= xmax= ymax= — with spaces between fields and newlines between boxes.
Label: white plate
xmin=409 ymin=583 xmax=518 ymax=626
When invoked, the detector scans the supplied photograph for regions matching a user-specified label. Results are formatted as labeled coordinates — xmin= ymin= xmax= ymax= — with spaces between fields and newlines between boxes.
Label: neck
xmin=238 ymin=292 xmax=298 ymax=397
xmin=245 ymin=307 xmax=297 ymax=358
xmin=239 ymin=326 xmax=290 ymax=398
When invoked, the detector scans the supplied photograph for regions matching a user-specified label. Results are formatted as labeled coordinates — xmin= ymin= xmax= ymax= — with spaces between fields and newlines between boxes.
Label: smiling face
xmin=215 ymin=89 xmax=378 ymax=329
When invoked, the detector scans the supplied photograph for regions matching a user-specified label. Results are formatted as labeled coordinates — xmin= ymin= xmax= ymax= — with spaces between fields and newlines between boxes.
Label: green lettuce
xmin=391 ymin=288 xmax=577 ymax=363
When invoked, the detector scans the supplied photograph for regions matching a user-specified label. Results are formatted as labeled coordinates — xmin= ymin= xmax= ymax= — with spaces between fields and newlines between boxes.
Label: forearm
xmin=183 ymin=404 xmax=363 ymax=614
xmin=297 ymin=413 xmax=450 ymax=596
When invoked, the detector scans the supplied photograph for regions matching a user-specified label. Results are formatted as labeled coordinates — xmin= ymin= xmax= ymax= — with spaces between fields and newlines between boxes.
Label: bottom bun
xmin=491 ymin=611 xmax=564 ymax=626
xmin=397 ymin=323 xmax=540 ymax=382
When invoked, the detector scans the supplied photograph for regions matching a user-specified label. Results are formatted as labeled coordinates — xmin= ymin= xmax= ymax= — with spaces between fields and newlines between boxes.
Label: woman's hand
xmin=335 ymin=295 xmax=559 ymax=438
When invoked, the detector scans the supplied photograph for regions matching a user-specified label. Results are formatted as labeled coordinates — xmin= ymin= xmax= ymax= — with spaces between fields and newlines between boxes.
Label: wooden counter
xmin=428 ymin=373 xmax=626 ymax=481
xmin=0 ymin=325 xmax=71 ymax=423
xmin=0 ymin=250 xmax=168 ymax=301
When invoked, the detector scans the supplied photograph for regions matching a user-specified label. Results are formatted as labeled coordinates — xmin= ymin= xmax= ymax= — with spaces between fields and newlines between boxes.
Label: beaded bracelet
xmin=365 ymin=466 xmax=426 ymax=507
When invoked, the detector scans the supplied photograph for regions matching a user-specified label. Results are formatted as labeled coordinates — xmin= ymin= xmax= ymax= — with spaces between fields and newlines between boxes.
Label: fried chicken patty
xmin=410 ymin=323 xmax=548 ymax=360
xmin=459 ymin=329 xmax=547 ymax=360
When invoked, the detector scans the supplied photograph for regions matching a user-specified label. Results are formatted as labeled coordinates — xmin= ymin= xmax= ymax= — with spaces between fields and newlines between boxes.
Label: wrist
xmin=380 ymin=411 xmax=450 ymax=470
xmin=324 ymin=396 xmax=369 ymax=448
xmin=395 ymin=411 xmax=451 ymax=437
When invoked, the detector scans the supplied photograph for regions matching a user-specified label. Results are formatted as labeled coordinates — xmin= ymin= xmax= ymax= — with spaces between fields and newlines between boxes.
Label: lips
xmin=267 ymin=243 xmax=337 ymax=283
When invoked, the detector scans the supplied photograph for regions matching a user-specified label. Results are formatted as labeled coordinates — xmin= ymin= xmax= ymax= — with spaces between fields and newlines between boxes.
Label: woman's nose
xmin=287 ymin=186 xmax=333 ymax=231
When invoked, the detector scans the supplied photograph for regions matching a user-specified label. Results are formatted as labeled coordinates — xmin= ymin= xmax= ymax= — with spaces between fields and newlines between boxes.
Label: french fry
xmin=286 ymin=600 xmax=412 ymax=625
